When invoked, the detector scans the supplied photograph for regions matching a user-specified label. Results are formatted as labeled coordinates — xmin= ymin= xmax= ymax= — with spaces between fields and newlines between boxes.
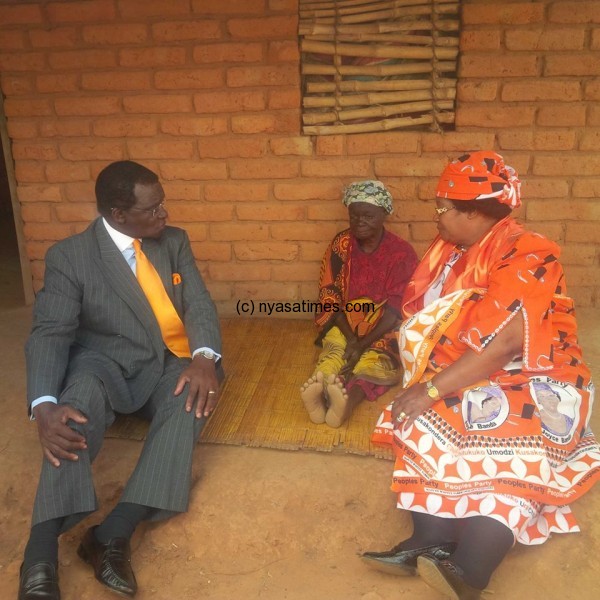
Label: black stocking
xmin=399 ymin=512 xmax=460 ymax=550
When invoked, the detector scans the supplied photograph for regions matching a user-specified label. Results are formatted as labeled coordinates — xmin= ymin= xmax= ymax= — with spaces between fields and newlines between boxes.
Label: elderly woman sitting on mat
xmin=300 ymin=180 xmax=417 ymax=428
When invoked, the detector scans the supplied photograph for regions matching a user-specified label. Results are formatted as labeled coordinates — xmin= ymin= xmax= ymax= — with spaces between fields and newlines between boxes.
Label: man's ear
xmin=110 ymin=207 xmax=126 ymax=224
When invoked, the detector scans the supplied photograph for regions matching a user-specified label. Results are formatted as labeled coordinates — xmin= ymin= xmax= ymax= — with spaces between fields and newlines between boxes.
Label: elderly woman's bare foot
xmin=300 ymin=371 xmax=326 ymax=423
xmin=325 ymin=375 xmax=350 ymax=428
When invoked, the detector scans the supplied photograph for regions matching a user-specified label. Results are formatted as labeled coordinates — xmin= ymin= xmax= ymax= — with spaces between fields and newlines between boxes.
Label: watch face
xmin=201 ymin=350 xmax=215 ymax=360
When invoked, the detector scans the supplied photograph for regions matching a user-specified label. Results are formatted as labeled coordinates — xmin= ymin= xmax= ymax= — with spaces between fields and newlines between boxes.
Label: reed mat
xmin=106 ymin=318 xmax=395 ymax=459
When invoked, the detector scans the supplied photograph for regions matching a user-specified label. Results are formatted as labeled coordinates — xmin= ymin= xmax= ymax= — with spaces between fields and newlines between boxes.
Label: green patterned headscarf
xmin=342 ymin=180 xmax=394 ymax=215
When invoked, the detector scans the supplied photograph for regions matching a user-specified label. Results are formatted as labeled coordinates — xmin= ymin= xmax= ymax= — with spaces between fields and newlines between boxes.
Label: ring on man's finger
xmin=208 ymin=390 xmax=216 ymax=395
xmin=396 ymin=411 xmax=407 ymax=422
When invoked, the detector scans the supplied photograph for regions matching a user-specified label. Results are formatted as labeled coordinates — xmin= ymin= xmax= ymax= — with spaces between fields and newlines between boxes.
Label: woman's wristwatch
xmin=426 ymin=379 xmax=441 ymax=400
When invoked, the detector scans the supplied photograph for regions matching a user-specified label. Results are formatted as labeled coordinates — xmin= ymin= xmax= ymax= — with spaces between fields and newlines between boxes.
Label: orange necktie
xmin=133 ymin=239 xmax=191 ymax=358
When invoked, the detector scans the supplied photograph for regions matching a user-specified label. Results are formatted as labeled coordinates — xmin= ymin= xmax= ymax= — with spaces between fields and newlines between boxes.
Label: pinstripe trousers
xmin=32 ymin=352 xmax=208 ymax=533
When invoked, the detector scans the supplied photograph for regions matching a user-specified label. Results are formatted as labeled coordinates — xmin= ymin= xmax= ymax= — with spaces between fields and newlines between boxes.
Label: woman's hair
xmin=450 ymin=198 xmax=512 ymax=221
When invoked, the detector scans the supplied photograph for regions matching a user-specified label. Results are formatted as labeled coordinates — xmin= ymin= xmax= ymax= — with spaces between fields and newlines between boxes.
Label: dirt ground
xmin=1 ymin=300 xmax=599 ymax=600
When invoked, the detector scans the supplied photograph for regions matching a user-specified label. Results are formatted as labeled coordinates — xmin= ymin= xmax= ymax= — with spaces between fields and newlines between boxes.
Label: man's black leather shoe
xmin=361 ymin=542 xmax=457 ymax=576
xmin=18 ymin=562 xmax=60 ymax=600
xmin=77 ymin=526 xmax=137 ymax=597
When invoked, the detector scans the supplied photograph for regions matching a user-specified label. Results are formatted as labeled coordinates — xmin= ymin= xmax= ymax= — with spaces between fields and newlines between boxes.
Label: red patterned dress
xmin=373 ymin=217 xmax=600 ymax=544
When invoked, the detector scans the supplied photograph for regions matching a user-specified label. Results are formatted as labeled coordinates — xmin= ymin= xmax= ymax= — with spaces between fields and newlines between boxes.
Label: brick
xmin=55 ymin=96 xmax=121 ymax=116
xmin=421 ymin=132 xmax=495 ymax=152
xmin=456 ymin=106 xmax=537 ymax=128
xmin=26 ymin=241 xmax=53 ymax=261
xmin=0 ymin=52 xmax=45 ymax=72
xmin=21 ymin=204 xmax=51 ymax=223
xmin=561 ymin=266 xmax=600 ymax=287
xmin=559 ymin=245 xmax=597 ymax=265
xmin=237 ymin=203 xmax=304 ymax=221
xmin=270 ymin=222 xmax=339 ymax=241
xmin=382 ymin=179 xmax=418 ymax=202
xmin=585 ymin=79 xmax=600 ymax=100
xmin=233 ymin=282 xmax=299 ymax=301
xmin=272 ymin=262 xmax=318 ymax=282
xmin=29 ymin=27 xmax=78 ymax=48
xmin=39 ymin=120 xmax=91 ymax=138
xmin=410 ymin=221 xmax=438 ymax=242
xmin=82 ymin=71 xmax=151 ymax=91
xmin=572 ymin=178 xmax=600 ymax=198
xmin=204 ymin=183 xmax=269 ymax=202
xmin=55 ymin=204 xmax=98 ymax=222
xmin=230 ymin=158 xmax=299 ymax=179
xmin=460 ymin=55 xmax=539 ymax=78
xmin=155 ymin=69 xmax=224 ymax=90
xmin=537 ymin=105 xmax=586 ymax=127
xmin=593 ymin=29 xmax=600 ymax=50
xmin=17 ymin=185 xmax=62 ymax=203
xmin=49 ymin=50 xmax=116 ymax=69
xmin=191 ymin=0 xmax=265 ymax=14
xmin=1 ymin=75 xmax=34 ymax=95
xmin=209 ymin=223 xmax=269 ymax=241
xmin=182 ymin=223 xmax=208 ymax=241
xmin=123 ymin=95 xmax=192 ymax=114
xmin=234 ymin=242 xmax=299 ymax=261
xmin=206 ymin=282 xmax=232 ymax=302
xmin=126 ymin=141 xmax=194 ymax=160
xmin=460 ymin=30 xmax=501 ymax=51
xmin=161 ymin=183 xmax=200 ymax=201
xmin=375 ymin=157 xmax=447 ymax=177
xmin=12 ymin=142 xmax=58 ymax=161
xmin=268 ymin=87 xmax=301 ymax=109
xmin=64 ymin=182 xmax=96 ymax=203
xmin=527 ymin=199 xmax=600 ymax=221
xmin=37 ymin=73 xmax=79 ymax=93
xmin=549 ymin=2 xmax=600 ymax=23
xmin=160 ymin=116 xmax=228 ymax=136
xmin=199 ymin=138 xmax=268 ymax=159
xmin=82 ymin=23 xmax=148 ymax=45
xmin=566 ymin=222 xmax=600 ymax=243
xmin=456 ymin=81 xmax=498 ymax=102
xmin=160 ymin=162 xmax=228 ymax=181
xmin=208 ymin=263 xmax=271 ymax=282
xmin=7 ymin=120 xmax=38 ymax=139
xmin=307 ymin=203 xmax=348 ymax=221
xmin=315 ymin=136 xmax=344 ymax=156
xmin=505 ymin=28 xmax=585 ymax=51
xmin=0 ymin=4 xmax=43 ymax=25
xmin=301 ymin=158 xmax=370 ymax=178
xmin=47 ymin=0 xmax=116 ymax=23
xmin=269 ymin=0 xmax=296 ymax=10
xmin=273 ymin=182 xmax=340 ymax=201
xmin=462 ymin=3 xmax=544 ymax=25
xmin=270 ymin=137 xmax=313 ymax=156
xmin=120 ymin=47 xmax=186 ymax=68
xmin=228 ymin=16 xmax=297 ymax=39
xmin=194 ymin=90 xmax=265 ymax=113
xmin=167 ymin=203 xmax=233 ymax=222
xmin=118 ymin=0 xmax=190 ymax=18
xmin=190 ymin=242 xmax=232 ymax=262
xmin=24 ymin=222 xmax=74 ymax=241
xmin=498 ymin=130 xmax=576 ymax=151
xmin=566 ymin=286 xmax=594 ymax=307
xmin=0 ymin=30 xmax=25 ymax=50
xmin=502 ymin=81 xmax=581 ymax=102
xmin=346 ymin=132 xmax=419 ymax=155
xmin=227 ymin=65 xmax=300 ymax=87
xmin=59 ymin=138 xmax=125 ymax=161
xmin=522 ymin=178 xmax=570 ymax=199
xmin=193 ymin=43 xmax=263 ymax=64
xmin=580 ymin=129 xmax=600 ymax=151
xmin=4 ymin=98 xmax=52 ymax=117
xmin=231 ymin=112 xmax=300 ymax=134
xmin=46 ymin=162 xmax=91 ymax=182
xmin=589 ymin=105 xmax=600 ymax=126
xmin=268 ymin=40 xmax=300 ymax=63
xmin=523 ymin=222 xmax=564 ymax=243
xmin=545 ymin=55 xmax=600 ymax=77
xmin=152 ymin=20 xmax=222 ymax=43
xmin=93 ymin=118 xmax=157 ymax=138
xmin=417 ymin=178 xmax=439 ymax=201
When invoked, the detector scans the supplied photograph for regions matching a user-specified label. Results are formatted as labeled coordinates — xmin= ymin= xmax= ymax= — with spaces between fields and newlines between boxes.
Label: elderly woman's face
xmin=348 ymin=202 xmax=386 ymax=241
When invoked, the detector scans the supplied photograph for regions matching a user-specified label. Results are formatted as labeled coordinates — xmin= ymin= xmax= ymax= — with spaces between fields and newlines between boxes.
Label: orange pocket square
xmin=172 ymin=273 xmax=182 ymax=285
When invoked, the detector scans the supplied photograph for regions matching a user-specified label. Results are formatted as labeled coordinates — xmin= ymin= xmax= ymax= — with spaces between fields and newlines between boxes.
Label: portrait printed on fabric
xmin=463 ymin=385 xmax=510 ymax=432
xmin=530 ymin=379 xmax=581 ymax=445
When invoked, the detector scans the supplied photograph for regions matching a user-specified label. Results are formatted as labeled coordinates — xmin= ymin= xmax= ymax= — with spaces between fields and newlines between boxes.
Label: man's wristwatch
xmin=198 ymin=349 xmax=217 ymax=361
xmin=426 ymin=379 xmax=441 ymax=400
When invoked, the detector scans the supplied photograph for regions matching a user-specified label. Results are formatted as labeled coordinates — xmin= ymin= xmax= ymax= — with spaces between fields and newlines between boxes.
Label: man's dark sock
xmin=95 ymin=502 xmax=155 ymax=543
xmin=23 ymin=518 xmax=63 ymax=569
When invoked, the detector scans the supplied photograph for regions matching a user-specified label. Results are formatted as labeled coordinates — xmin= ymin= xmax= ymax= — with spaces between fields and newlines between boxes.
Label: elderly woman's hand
xmin=391 ymin=383 xmax=436 ymax=426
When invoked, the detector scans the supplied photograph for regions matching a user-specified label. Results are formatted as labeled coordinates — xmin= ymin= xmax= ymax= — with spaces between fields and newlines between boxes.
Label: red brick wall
xmin=1 ymin=0 xmax=598 ymax=313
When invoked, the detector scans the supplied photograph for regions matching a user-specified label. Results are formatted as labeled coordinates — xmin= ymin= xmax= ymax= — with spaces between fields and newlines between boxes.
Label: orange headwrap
xmin=436 ymin=151 xmax=521 ymax=209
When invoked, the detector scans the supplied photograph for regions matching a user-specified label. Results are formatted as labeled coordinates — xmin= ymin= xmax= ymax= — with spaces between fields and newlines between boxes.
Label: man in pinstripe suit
xmin=18 ymin=161 xmax=223 ymax=600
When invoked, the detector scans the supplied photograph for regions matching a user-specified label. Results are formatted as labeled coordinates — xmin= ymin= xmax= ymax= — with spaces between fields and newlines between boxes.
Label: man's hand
xmin=391 ymin=383 xmax=435 ymax=426
xmin=33 ymin=402 xmax=88 ymax=468
xmin=174 ymin=355 xmax=220 ymax=418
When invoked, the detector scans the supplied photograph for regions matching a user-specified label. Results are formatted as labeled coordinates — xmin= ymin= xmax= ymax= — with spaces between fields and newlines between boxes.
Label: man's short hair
xmin=96 ymin=160 xmax=159 ymax=217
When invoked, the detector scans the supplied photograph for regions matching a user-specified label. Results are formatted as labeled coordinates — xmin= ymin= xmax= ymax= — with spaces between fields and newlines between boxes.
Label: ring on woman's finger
xmin=396 ymin=411 xmax=407 ymax=423
xmin=207 ymin=390 xmax=216 ymax=396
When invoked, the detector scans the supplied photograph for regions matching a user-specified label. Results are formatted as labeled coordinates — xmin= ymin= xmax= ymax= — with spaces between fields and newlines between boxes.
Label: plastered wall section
xmin=0 ymin=0 xmax=598 ymax=315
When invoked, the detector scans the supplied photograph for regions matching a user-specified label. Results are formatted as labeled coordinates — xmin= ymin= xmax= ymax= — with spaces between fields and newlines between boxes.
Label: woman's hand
xmin=340 ymin=337 xmax=364 ymax=378
xmin=391 ymin=383 xmax=436 ymax=426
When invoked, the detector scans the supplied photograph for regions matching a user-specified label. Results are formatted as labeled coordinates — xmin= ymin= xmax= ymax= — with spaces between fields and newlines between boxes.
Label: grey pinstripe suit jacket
xmin=25 ymin=217 xmax=221 ymax=413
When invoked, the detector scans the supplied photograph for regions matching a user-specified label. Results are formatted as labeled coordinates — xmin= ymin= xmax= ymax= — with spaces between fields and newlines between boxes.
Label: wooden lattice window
xmin=299 ymin=0 xmax=460 ymax=135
